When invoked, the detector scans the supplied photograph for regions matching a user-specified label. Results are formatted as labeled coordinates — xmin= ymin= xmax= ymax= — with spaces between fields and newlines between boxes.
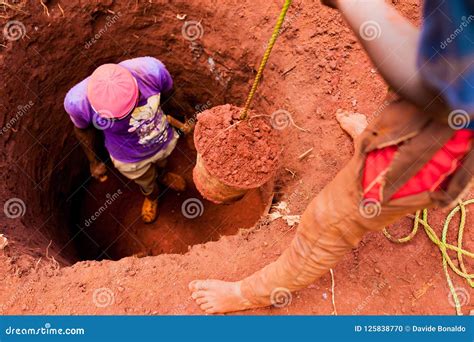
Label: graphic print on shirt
xmin=127 ymin=93 xmax=169 ymax=146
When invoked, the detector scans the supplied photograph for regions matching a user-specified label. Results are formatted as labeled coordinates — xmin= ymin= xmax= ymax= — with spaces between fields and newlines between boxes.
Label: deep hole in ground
xmin=1 ymin=2 xmax=275 ymax=264
xmin=72 ymin=134 xmax=274 ymax=261
xmin=2 ymin=1 xmax=466 ymax=316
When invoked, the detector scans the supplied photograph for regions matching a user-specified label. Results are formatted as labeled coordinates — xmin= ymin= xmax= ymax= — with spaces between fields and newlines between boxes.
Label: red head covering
xmin=87 ymin=64 xmax=139 ymax=119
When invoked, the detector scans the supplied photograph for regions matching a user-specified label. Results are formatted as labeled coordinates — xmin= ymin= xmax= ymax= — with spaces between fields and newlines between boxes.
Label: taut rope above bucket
xmin=239 ymin=0 xmax=293 ymax=120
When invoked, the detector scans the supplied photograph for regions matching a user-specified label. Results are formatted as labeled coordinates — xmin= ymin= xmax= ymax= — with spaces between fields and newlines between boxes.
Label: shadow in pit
xmin=69 ymin=134 xmax=273 ymax=261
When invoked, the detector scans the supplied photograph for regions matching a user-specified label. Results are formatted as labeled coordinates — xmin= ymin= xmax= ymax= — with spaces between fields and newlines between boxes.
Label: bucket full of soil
xmin=193 ymin=104 xmax=280 ymax=204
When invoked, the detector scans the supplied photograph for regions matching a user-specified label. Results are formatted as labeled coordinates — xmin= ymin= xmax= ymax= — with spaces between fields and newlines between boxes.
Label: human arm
xmin=65 ymin=83 xmax=108 ymax=181
xmin=73 ymin=126 xmax=108 ymax=181
xmin=322 ymin=0 xmax=447 ymax=116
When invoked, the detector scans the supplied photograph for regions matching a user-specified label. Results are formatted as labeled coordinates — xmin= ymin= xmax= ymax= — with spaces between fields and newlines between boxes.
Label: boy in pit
xmin=65 ymin=57 xmax=186 ymax=224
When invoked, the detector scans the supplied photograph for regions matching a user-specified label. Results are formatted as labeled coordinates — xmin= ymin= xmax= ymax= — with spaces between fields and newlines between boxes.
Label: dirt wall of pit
xmin=0 ymin=0 xmax=275 ymax=263
xmin=1 ymin=0 xmax=462 ymax=316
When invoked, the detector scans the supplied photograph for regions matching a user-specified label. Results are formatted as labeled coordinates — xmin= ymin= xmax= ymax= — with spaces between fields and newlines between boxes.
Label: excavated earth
xmin=194 ymin=104 xmax=280 ymax=188
xmin=0 ymin=0 xmax=472 ymax=315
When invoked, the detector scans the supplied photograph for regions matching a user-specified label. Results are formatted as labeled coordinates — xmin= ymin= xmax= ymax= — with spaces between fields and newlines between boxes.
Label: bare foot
xmin=336 ymin=110 xmax=368 ymax=140
xmin=189 ymin=279 xmax=258 ymax=314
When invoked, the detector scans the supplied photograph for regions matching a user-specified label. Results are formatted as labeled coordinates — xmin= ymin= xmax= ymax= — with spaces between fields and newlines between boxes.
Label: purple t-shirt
xmin=64 ymin=57 xmax=174 ymax=162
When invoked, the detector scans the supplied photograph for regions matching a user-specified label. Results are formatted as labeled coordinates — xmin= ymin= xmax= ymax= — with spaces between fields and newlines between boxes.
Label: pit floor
xmin=73 ymin=136 xmax=273 ymax=260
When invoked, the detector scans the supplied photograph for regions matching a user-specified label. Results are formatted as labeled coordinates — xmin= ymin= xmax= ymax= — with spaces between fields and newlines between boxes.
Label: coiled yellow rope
xmin=383 ymin=199 xmax=474 ymax=315
xmin=240 ymin=0 xmax=293 ymax=120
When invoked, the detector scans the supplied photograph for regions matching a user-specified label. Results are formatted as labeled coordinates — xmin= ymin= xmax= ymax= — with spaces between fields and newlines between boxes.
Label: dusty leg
xmin=189 ymin=157 xmax=373 ymax=313
xmin=188 ymin=123 xmax=368 ymax=313
xmin=188 ymin=153 xmax=432 ymax=313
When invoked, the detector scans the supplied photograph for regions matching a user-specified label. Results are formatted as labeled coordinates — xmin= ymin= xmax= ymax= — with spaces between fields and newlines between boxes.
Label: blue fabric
xmin=418 ymin=0 xmax=474 ymax=129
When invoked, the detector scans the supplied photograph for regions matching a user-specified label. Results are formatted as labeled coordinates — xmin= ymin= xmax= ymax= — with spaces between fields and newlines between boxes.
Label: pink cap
xmin=87 ymin=64 xmax=138 ymax=120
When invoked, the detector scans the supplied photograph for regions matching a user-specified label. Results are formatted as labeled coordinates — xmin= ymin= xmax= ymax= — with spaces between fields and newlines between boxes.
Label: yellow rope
xmin=240 ymin=0 xmax=293 ymax=120
xmin=383 ymin=199 xmax=474 ymax=315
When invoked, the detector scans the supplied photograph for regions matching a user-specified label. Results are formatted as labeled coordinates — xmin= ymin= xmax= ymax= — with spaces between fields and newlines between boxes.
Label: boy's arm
xmin=74 ymin=126 xmax=107 ymax=181
xmin=324 ymin=0 xmax=447 ymax=116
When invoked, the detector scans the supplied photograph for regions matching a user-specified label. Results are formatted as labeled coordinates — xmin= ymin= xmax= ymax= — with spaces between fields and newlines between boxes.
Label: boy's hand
xmin=321 ymin=0 xmax=339 ymax=9
xmin=90 ymin=160 xmax=108 ymax=182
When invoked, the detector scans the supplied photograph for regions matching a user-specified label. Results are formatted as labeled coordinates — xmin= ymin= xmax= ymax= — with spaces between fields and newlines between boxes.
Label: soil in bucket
xmin=193 ymin=104 xmax=280 ymax=203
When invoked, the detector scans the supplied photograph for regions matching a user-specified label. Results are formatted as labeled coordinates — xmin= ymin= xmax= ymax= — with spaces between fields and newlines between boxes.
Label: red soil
xmin=195 ymin=104 xmax=279 ymax=188
xmin=77 ymin=138 xmax=273 ymax=260
xmin=0 ymin=0 xmax=472 ymax=316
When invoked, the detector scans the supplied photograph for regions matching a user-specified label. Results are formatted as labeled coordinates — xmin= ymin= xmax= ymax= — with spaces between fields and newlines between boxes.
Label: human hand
xmin=166 ymin=115 xmax=194 ymax=135
xmin=90 ymin=160 xmax=108 ymax=182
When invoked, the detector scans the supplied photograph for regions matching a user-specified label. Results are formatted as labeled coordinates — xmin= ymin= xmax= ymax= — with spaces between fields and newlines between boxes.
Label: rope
xmin=240 ymin=0 xmax=293 ymax=120
xmin=383 ymin=199 xmax=474 ymax=315
xmin=330 ymin=268 xmax=338 ymax=315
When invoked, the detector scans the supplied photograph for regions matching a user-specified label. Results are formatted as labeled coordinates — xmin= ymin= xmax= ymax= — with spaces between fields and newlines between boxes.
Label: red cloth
xmin=363 ymin=129 xmax=474 ymax=200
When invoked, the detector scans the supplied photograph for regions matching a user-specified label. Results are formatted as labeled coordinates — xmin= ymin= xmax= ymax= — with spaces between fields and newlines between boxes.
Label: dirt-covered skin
xmin=1 ymin=0 xmax=471 ymax=315
xmin=189 ymin=279 xmax=254 ymax=314
xmin=188 ymin=116 xmax=368 ymax=314
xmin=194 ymin=104 xmax=280 ymax=188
